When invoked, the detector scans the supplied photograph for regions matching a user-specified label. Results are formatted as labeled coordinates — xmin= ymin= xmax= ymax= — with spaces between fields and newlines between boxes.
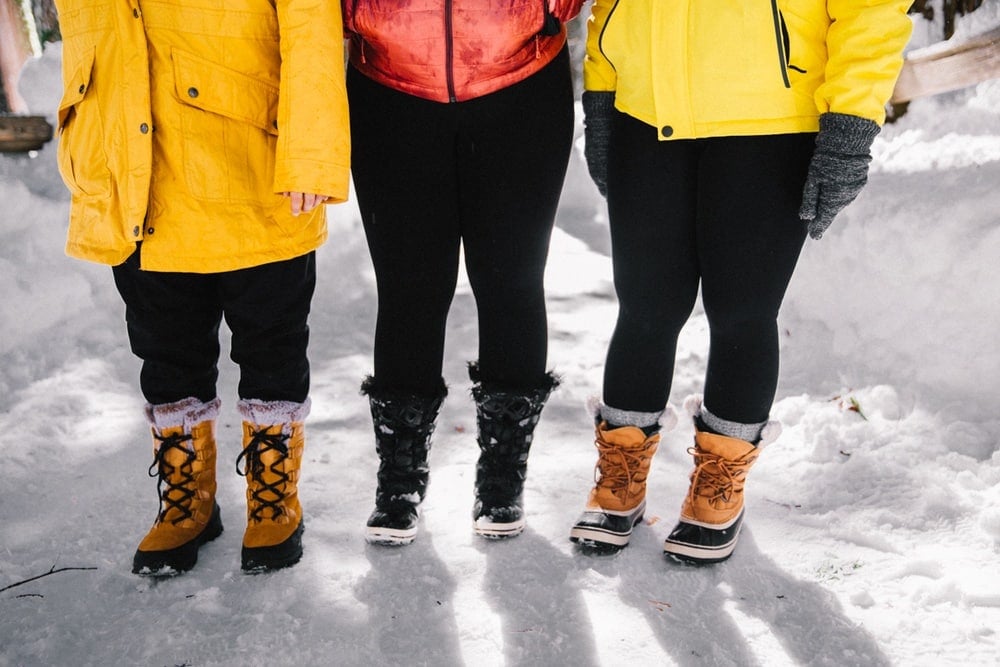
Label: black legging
xmin=348 ymin=47 xmax=574 ymax=394
xmin=603 ymin=111 xmax=815 ymax=424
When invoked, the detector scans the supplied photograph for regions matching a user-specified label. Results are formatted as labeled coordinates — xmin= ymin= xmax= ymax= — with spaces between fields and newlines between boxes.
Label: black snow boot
xmin=470 ymin=364 xmax=559 ymax=538
xmin=362 ymin=377 xmax=446 ymax=545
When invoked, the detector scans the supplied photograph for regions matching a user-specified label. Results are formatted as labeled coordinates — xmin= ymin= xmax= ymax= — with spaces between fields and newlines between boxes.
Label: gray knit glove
xmin=799 ymin=112 xmax=880 ymax=240
xmin=582 ymin=91 xmax=615 ymax=198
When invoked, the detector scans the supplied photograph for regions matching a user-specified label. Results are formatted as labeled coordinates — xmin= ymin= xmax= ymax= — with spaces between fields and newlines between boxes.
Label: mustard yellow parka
xmin=585 ymin=0 xmax=913 ymax=140
xmin=55 ymin=0 xmax=351 ymax=272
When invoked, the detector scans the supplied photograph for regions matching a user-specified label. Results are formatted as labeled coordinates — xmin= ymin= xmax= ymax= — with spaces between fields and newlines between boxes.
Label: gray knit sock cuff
xmin=600 ymin=404 xmax=664 ymax=429
xmin=700 ymin=404 xmax=767 ymax=443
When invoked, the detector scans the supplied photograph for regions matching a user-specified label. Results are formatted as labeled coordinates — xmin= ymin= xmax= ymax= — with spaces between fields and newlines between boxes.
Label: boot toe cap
xmin=241 ymin=521 xmax=304 ymax=572
xmin=663 ymin=509 xmax=745 ymax=563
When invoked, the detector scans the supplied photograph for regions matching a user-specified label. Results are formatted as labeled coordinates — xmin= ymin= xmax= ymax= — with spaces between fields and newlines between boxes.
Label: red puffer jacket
xmin=344 ymin=0 xmax=584 ymax=103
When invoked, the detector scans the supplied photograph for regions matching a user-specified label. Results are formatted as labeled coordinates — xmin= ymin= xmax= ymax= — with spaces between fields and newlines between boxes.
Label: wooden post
xmin=944 ymin=1 xmax=985 ymax=41
xmin=30 ymin=0 xmax=59 ymax=42
xmin=0 ymin=0 xmax=41 ymax=113
xmin=0 ymin=0 xmax=53 ymax=151
xmin=908 ymin=0 xmax=984 ymax=40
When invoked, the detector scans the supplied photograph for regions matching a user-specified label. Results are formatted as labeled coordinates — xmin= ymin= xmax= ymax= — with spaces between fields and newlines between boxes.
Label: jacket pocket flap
xmin=58 ymin=47 xmax=95 ymax=128
xmin=171 ymin=48 xmax=279 ymax=135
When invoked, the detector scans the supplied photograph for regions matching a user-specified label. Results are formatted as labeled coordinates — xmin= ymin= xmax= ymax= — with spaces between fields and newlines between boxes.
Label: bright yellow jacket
xmin=584 ymin=0 xmax=913 ymax=140
xmin=55 ymin=0 xmax=351 ymax=272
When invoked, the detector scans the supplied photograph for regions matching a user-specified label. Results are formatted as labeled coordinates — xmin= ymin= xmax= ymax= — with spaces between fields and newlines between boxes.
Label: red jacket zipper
xmin=445 ymin=0 xmax=457 ymax=102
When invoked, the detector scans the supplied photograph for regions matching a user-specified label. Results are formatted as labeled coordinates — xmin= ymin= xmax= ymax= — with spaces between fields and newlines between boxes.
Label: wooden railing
xmin=891 ymin=24 xmax=1000 ymax=104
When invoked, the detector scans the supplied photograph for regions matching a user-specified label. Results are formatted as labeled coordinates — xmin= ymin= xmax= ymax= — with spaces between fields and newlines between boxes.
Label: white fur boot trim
xmin=683 ymin=394 xmax=704 ymax=418
xmin=757 ymin=421 xmax=782 ymax=448
xmin=237 ymin=397 xmax=311 ymax=428
xmin=145 ymin=397 xmax=221 ymax=432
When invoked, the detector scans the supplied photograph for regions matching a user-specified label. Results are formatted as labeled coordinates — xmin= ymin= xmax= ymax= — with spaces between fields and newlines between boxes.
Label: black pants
xmin=112 ymin=248 xmax=316 ymax=405
xmin=603 ymin=111 xmax=815 ymax=424
xmin=348 ymin=47 xmax=574 ymax=394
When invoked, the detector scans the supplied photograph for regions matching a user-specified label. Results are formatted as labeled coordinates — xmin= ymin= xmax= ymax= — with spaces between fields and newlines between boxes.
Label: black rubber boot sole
xmin=365 ymin=503 xmax=420 ymax=546
xmin=132 ymin=502 xmax=224 ymax=576
xmin=241 ymin=521 xmax=304 ymax=573
xmin=569 ymin=500 xmax=645 ymax=554
xmin=663 ymin=510 xmax=744 ymax=564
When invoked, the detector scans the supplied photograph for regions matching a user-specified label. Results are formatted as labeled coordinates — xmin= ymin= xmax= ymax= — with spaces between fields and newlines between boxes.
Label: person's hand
xmin=582 ymin=91 xmax=615 ymax=198
xmin=283 ymin=192 xmax=330 ymax=216
xmin=799 ymin=112 xmax=880 ymax=240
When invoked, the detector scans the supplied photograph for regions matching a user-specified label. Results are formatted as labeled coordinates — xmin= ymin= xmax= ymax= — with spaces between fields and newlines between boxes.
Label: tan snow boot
xmin=569 ymin=421 xmax=660 ymax=551
xmin=237 ymin=399 xmax=308 ymax=572
xmin=662 ymin=427 xmax=761 ymax=563
xmin=133 ymin=397 xmax=223 ymax=576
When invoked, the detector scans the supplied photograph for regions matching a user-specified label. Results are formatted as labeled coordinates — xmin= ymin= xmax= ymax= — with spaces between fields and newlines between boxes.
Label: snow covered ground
xmin=2 ymin=6 xmax=999 ymax=666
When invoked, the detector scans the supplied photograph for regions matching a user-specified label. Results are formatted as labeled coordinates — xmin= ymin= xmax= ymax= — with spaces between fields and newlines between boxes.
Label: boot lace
xmin=594 ymin=440 xmax=652 ymax=504
xmin=148 ymin=432 xmax=196 ymax=525
xmin=687 ymin=447 xmax=756 ymax=508
xmin=236 ymin=427 xmax=291 ymax=522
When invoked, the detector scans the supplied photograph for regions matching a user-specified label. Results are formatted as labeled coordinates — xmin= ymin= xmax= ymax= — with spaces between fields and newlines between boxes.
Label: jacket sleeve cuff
xmin=273 ymin=159 xmax=351 ymax=204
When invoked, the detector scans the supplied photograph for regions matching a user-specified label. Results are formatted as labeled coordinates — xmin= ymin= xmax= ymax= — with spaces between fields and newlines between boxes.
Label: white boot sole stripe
xmin=474 ymin=516 xmax=526 ymax=529
xmin=663 ymin=536 xmax=740 ymax=561
xmin=569 ymin=526 xmax=633 ymax=546
xmin=365 ymin=525 xmax=417 ymax=545
xmin=473 ymin=518 xmax=526 ymax=538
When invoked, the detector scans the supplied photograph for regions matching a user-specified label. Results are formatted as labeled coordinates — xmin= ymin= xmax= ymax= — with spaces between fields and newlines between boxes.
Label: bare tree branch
xmin=1 ymin=565 xmax=98 ymax=593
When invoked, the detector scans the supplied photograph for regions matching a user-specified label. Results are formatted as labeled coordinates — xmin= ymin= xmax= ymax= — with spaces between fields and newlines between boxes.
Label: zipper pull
xmin=535 ymin=34 xmax=540 ymax=59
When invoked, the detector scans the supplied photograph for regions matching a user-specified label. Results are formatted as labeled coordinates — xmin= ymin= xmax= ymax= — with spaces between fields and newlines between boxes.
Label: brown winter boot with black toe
xmin=570 ymin=422 xmax=660 ymax=552
xmin=662 ymin=427 xmax=761 ymax=564
xmin=133 ymin=397 xmax=224 ymax=576
xmin=237 ymin=399 xmax=309 ymax=573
